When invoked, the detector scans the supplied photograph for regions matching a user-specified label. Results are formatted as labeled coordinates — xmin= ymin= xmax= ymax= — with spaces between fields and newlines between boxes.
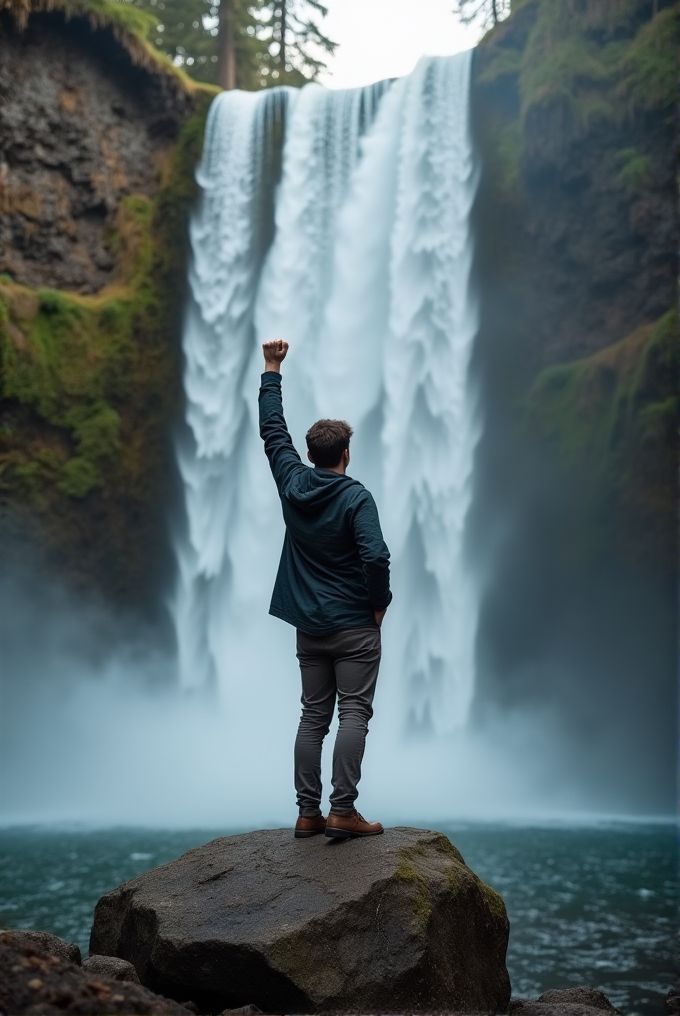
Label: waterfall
xmin=173 ymin=52 xmax=480 ymax=736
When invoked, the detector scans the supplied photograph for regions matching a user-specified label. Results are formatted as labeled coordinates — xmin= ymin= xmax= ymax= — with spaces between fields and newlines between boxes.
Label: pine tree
xmin=117 ymin=0 xmax=336 ymax=88
xmin=119 ymin=0 xmax=262 ymax=87
xmin=217 ymin=0 xmax=236 ymax=89
xmin=453 ymin=0 xmax=511 ymax=30
xmin=251 ymin=0 xmax=337 ymax=88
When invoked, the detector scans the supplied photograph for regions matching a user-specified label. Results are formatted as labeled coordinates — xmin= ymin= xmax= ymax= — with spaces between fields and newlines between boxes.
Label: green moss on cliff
xmin=0 ymin=94 xmax=212 ymax=602
xmin=1 ymin=282 xmax=132 ymax=498
xmin=614 ymin=146 xmax=654 ymax=191
xmin=478 ymin=0 xmax=679 ymax=199
xmin=618 ymin=6 xmax=680 ymax=112
xmin=517 ymin=0 xmax=678 ymax=127
xmin=523 ymin=310 xmax=678 ymax=569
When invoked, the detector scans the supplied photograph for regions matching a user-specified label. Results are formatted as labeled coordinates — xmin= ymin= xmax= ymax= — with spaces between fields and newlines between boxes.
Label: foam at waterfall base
xmin=0 ymin=612 xmax=647 ymax=828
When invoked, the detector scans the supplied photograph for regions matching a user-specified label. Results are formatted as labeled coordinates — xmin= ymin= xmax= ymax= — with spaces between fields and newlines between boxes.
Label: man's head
xmin=306 ymin=419 xmax=353 ymax=470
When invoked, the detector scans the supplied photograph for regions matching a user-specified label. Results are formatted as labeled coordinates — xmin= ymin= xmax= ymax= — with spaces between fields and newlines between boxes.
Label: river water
xmin=0 ymin=822 xmax=675 ymax=1014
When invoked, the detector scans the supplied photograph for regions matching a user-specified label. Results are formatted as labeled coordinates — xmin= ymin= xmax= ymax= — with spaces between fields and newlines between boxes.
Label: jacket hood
xmin=284 ymin=466 xmax=361 ymax=513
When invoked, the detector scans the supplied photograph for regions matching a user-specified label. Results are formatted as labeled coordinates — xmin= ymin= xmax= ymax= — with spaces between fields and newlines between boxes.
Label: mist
xmin=1 ymin=562 xmax=669 ymax=830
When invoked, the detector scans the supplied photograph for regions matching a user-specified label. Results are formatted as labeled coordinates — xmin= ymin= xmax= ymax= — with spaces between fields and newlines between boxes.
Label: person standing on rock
xmin=259 ymin=339 xmax=391 ymax=840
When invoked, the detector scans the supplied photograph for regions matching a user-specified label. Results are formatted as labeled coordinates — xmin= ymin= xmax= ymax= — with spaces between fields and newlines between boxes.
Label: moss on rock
xmin=0 ymin=92 xmax=212 ymax=605
xmin=394 ymin=844 xmax=434 ymax=927
xmin=523 ymin=309 xmax=678 ymax=572
xmin=477 ymin=0 xmax=679 ymax=200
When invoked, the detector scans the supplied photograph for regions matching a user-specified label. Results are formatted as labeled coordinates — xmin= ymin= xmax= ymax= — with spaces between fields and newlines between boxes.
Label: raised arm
xmin=348 ymin=491 xmax=392 ymax=626
xmin=259 ymin=340 xmax=305 ymax=494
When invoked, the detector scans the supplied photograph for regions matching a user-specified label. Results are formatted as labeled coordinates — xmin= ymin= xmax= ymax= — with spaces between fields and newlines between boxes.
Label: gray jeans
xmin=295 ymin=625 xmax=381 ymax=816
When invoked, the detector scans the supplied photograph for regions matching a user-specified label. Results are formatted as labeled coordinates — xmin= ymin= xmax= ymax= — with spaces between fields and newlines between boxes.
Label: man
xmin=259 ymin=339 xmax=392 ymax=840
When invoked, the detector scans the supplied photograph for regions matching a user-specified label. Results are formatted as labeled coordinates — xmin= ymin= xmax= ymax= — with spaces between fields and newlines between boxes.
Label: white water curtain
xmin=174 ymin=53 xmax=480 ymax=736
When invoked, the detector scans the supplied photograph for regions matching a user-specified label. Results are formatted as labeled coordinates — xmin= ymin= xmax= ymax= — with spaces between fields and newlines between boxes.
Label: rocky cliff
xmin=468 ymin=0 xmax=678 ymax=810
xmin=0 ymin=0 xmax=213 ymax=614
xmin=473 ymin=0 xmax=677 ymax=371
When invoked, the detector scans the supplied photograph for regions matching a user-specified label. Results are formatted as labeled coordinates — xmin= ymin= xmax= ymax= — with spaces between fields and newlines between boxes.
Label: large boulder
xmin=90 ymin=826 xmax=511 ymax=1014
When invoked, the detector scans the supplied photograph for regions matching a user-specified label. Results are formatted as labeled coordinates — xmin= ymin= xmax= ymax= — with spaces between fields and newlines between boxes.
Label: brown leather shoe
xmin=325 ymin=809 xmax=384 ymax=839
xmin=294 ymin=814 xmax=327 ymax=838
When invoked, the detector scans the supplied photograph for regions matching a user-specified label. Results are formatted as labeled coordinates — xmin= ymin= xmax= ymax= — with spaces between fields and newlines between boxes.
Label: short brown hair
xmin=306 ymin=419 xmax=353 ymax=468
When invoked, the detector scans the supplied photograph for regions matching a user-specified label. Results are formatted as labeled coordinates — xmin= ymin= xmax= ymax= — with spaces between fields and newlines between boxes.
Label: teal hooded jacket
xmin=259 ymin=372 xmax=392 ymax=636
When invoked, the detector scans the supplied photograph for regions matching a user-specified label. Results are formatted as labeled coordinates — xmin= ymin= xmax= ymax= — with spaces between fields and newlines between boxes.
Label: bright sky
xmin=318 ymin=0 xmax=482 ymax=90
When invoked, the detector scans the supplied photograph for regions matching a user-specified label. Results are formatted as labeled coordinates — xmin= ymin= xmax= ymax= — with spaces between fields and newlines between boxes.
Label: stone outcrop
xmin=0 ymin=10 xmax=192 ymax=293
xmin=83 ymin=953 xmax=142 ymax=983
xmin=0 ymin=2 xmax=207 ymax=611
xmin=535 ymin=988 xmax=618 ymax=1011
xmin=1 ymin=928 xmax=82 ymax=965
xmin=0 ymin=929 xmax=193 ymax=1015
xmin=511 ymin=987 xmax=620 ymax=1016
xmin=90 ymin=826 xmax=511 ymax=1014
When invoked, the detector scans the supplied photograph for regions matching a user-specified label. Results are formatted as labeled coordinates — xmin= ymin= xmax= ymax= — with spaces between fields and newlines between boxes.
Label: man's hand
xmin=374 ymin=607 xmax=387 ymax=628
xmin=262 ymin=339 xmax=289 ymax=373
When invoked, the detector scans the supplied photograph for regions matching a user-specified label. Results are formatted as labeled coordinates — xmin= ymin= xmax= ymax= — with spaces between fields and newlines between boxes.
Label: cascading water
xmin=174 ymin=52 xmax=480 ymax=740
xmin=3 ymin=52 xmax=655 ymax=829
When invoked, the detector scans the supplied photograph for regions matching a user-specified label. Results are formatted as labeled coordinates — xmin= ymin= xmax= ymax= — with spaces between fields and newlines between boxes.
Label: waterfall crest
xmin=174 ymin=53 xmax=480 ymax=734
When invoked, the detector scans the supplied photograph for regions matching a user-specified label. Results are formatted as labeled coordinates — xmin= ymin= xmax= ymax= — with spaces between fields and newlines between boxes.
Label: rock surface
xmin=0 ymin=928 xmax=82 ymax=965
xmin=0 ymin=11 xmax=191 ymax=293
xmin=0 ymin=930 xmax=193 ymax=1015
xmin=90 ymin=826 xmax=511 ymax=1014
xmin=510 ymin=987 xmax=620 ymax=1016
xmin=537 ymin=988 xmax=618 ymax=1012
xmin=83 ymin=953 xmax=142 ymax=983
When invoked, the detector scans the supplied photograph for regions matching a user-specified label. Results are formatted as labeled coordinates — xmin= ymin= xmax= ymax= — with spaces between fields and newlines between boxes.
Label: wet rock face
xmin=90 ymin=826 xmax=511 ymax=1014
xmin=0 ymin=11 xmax=191 ymax=293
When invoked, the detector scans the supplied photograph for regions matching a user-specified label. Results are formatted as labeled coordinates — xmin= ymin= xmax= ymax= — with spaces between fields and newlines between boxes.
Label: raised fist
xmin=262 ymin=339 xmax=289 ymax=367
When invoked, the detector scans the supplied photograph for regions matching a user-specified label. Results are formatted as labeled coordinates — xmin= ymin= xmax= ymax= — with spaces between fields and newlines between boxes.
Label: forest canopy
xmin=116 ymin=0 xmax=336 ymax=87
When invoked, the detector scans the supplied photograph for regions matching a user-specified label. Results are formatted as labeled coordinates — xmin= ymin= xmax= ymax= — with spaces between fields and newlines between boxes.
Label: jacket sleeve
xmin=258 ymin=372 xmax=305 ymax=495
xmin=348 ymin=491 xmax=393 ymax=611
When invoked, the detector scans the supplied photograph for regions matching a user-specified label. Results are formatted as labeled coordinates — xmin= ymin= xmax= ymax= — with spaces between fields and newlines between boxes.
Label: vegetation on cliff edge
xmin=477 ymin=0 xmax=679 ymax=196
xmin=0 ymin=94 xmax=212 ymax=603
xmin=0 ymin=0 xmax=201 ymax=90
